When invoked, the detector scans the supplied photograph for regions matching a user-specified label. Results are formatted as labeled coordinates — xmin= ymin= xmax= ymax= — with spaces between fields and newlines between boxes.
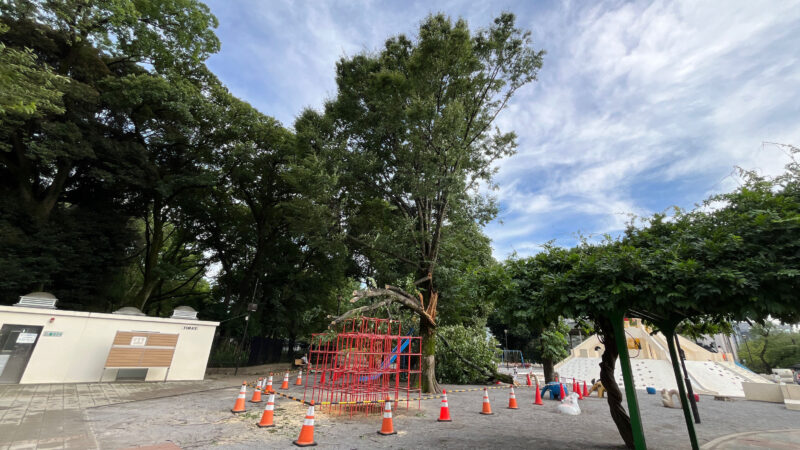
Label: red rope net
xmin=304 ymin=317 xmax=422 ymax=415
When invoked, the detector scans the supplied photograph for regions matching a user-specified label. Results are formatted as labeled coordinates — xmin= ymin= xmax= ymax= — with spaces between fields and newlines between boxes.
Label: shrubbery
xmin=435 ymin=324 xmax=500 ymax=384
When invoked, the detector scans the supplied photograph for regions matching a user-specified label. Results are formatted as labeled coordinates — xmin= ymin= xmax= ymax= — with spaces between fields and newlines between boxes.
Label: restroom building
xmin=0 ymin=292 xmax=219 ymax=384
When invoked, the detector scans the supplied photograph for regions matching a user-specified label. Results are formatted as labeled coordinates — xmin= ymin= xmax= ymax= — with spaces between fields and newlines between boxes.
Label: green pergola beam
xmin=611 ymin=310 xmax=647 ymax=450
xmin=663 ymin=326 xmax=700 ymax=450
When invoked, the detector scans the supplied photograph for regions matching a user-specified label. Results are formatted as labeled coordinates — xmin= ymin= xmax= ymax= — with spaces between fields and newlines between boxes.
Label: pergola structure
xmin=610 ymin=310 xmax=699 ymax=450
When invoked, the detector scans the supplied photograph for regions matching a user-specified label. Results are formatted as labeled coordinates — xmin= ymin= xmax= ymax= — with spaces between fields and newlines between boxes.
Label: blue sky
xmin=204 ymin=0 xmax=800 ymax=260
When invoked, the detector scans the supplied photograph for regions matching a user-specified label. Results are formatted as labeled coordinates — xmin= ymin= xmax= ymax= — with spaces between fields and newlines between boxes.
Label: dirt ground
xmin=84 ymin=381 xmax=800 ymax=449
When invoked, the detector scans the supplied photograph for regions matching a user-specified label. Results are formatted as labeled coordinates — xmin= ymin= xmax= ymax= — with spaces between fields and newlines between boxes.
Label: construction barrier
xmin=237 ymin=375 xmax=601 ymax=447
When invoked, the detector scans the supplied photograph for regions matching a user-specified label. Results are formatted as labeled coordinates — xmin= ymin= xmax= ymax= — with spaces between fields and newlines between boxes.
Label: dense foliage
xmin=0 ymin=0 xmax=355 ymax=345
xmin=743 ymin=323 xmax=800 ymax=373
xmin=435 ymin=324 xmax=500 ymax=384
xmin=301 ymin=12 xmax=543 ymax=391
xmin=1 ymin=3 xmax=526 ymax=366
xmin=489 ymin=152 xmax=800 ymax=448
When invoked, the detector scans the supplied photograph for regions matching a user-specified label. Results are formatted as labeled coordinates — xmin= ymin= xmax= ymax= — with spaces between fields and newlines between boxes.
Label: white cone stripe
xmin=303 ymin=418 xmax=314 ymax=426
xmin=265 ymin=404 xmax=274 ymax=411
xmin=383 ymin=412 xmax=392 ymax=418
xmin=443 ymin=401 xmax=449 ymax=407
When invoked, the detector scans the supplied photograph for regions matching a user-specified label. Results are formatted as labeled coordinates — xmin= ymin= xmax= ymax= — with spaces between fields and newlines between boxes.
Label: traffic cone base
xmin=250 ymin=378 xmax=263 ymax=403
xmin=480 ymin=388 xmax=493 ymax=415
xmin=377 ymin=400 xmax=397 ymax=435
xmin=293 ymin=403 xmax=317 ymax=447
xmin=438 ymin=390 xmax=452 ymax=422
xmin=281 ymin=372 xmax=290 ymax=390
xmin=508 ymin=387 xmax=519 ymax=409
xmin=231 ymin=382 xmax=247 ymax=414
xmin=534 ymin=382 xmax=544 ymax=405
xmin=257 ymin=393 xmax=276 ymax=427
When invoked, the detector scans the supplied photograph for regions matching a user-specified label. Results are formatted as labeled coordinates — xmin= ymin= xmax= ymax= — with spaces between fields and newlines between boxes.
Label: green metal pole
xmin=611 ymin=311 xmax=647 ymax=450
xmin=664 ymin=328 xmax=699 ymax=450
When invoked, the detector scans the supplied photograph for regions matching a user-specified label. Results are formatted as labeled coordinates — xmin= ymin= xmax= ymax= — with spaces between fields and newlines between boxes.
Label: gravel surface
xmin=86 ymin=383 xmax=800 ymax=449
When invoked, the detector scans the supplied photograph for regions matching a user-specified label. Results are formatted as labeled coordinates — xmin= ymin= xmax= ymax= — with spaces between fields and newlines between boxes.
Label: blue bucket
xmin=646 ymin=387 xmax=656 ymax=395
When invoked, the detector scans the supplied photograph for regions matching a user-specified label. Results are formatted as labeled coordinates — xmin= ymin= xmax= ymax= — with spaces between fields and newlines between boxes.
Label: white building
xmin=0 ymin=292 xmax=218 ymax=384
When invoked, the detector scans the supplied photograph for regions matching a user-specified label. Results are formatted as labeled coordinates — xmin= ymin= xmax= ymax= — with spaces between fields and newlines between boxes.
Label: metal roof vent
xmin=112 ymin=306 xmax=146 ymax=316
xmin=171 ymin=306 xmax=198 ymax=320
xmin=15 ymin=292 xmax=58 ymax=309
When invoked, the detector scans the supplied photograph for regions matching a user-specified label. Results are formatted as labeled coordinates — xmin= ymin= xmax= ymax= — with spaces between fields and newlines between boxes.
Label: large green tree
xmin=312 ymin=12 xmax=543 ymax=393
xmin=0 ymin=0 xmax=220 ymax=306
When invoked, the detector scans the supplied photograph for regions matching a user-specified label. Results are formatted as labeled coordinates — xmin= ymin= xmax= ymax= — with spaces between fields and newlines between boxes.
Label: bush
xmin=436 ymin=324 xmax=500 ymax=384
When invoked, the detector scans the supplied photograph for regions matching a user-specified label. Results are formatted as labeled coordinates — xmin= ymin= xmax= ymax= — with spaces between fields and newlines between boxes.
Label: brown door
xmin=0 ymin=324 xmax=42 ymax=384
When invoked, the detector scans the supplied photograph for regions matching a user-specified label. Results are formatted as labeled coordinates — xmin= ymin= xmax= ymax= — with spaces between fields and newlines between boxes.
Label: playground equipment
xmin=589 ymin=380 xmax=605 ymax=398
xmin=541 ymin=381 xmax=570 ymax=400
xmin=557 ymin=393 xmax=581 ymax=415
xmin=661 ymin=388 xmax=681 ymax=408
xmin=306 ymin=317 xmax=421 ymax=415
xmin=500 ymin=349 xmax=526 ymax=367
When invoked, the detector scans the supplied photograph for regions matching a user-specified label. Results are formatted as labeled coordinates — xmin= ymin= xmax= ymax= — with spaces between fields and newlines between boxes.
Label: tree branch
xmin=341 ymin=287 xmax=437 ymax=327
xmin=437 ymin=333 xmax=512 ymax=384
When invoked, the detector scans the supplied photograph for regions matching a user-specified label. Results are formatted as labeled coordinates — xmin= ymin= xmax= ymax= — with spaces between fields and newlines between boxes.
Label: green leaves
xmin=492 ymin=149 xmax=800 ymax=336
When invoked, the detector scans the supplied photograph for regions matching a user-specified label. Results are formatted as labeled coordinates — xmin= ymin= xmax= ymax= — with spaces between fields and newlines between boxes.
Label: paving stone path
xmin=2 ymin=379 xmax=799 ymax=449
xmin=0 ymin=379 xmax=235 ymax=449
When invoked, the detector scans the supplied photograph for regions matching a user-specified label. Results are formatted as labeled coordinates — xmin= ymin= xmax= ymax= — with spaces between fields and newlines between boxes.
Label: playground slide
xmin=357 ymin=334 xmax=413 ymax=382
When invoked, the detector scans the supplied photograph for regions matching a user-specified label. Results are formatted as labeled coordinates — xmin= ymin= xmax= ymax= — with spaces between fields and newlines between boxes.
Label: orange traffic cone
xmin=583 ymin=380 xmax=589 ymax=398
xmin=265 ymin=374 xmax=274 ymax=393
xmin=508 ymin=386 xmax=519 ymax=409
xmin=437 ymin=390 xmax=452 ymax=422
xmin=377 ymin=399 xmax=397 ymax=435
xmin=257 ymin=393 xmax=276 ymax=427
xmin=250 ymin=378 xmax=263 ymax=403
xmin=480 ymin=387 xmax=493 ymax=415
xmin=231 ymin=382 xmax=247 ymax=413
xmin=576 ymin=380 xmax=583 ymax=400
xmin=526 ymin=373 xmax=532 ymax=386
xmin=281 ymin=372 xmax=290 ymax=390
xmin=559 ymin=383 xmax=567 ymax=401
xmin=296 ymin=370 xmax=303 ymax=386
xmin=293 ymin=402 xmax=317 ymax=447
xmin=534 ymin=381 xmax=544 ymax=405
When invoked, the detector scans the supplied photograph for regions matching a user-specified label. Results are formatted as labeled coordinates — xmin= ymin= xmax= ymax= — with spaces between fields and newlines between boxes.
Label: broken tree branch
xmin=436 ymin=333 xmax=513 ymax=384
xmin=341 ymin=287 xmax=437 ymax=327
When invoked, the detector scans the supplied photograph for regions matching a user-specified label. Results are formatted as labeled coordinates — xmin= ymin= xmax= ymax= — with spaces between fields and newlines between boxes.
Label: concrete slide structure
xmin=555 ymin=319 xmax=771 ymax=397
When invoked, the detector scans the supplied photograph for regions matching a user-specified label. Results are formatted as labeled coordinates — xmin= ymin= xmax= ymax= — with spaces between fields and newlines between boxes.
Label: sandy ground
xmin=84 ymin=382 xmax=800 ymax=449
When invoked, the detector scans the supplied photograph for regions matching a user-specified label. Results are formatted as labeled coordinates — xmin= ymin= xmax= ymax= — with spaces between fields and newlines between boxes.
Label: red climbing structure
xmin=304 ymin=317 xmax=422 ymax=415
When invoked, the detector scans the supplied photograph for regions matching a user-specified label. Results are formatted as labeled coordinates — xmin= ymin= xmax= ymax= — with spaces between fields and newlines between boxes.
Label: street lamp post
xmin=504 ymin=329 xmax=508 ymax=368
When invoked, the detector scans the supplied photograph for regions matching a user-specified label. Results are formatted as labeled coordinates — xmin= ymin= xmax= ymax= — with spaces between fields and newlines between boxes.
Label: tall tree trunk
xmin=758 ymin=336 xmax=772 ymax=374
xmin=542 ymin=358 xmax=555 ymax=383
xmin=598 ymin=317 xmax=635 ymax=449
xmin=135 ymin=200 xmax=164 ymax=309
xmin=420 ymin=319 xmax=440 ymax=393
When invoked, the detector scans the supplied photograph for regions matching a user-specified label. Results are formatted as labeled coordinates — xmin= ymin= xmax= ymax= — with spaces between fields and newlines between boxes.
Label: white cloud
xmin=205 ymin=0 xmax=800 ymax=260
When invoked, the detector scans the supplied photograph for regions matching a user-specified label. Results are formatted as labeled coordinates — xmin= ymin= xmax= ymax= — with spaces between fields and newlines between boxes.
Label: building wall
xmin=0 ymin=306 xmax=218 ymax=384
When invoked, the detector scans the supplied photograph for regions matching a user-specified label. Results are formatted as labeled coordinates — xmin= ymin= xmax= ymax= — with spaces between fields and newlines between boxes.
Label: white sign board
xmin=130 ymin=336 xmax=147 ymax=346
xmin=16 ymin=333 xmax=38 ymax=344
